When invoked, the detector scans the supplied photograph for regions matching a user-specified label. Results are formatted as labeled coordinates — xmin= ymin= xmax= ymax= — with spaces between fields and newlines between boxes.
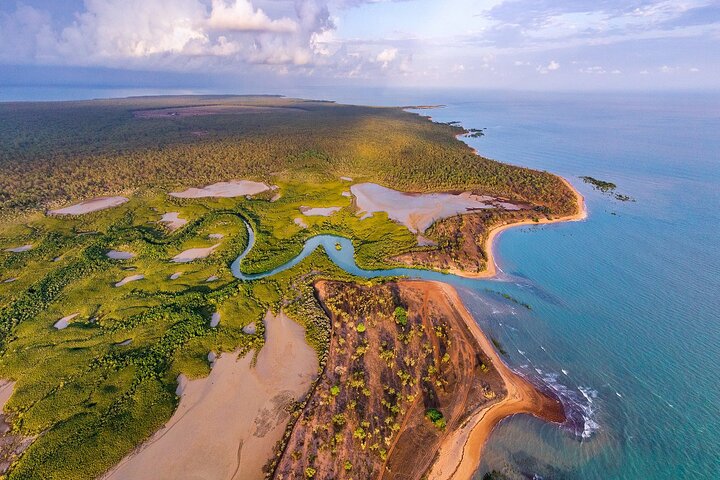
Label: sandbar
xmin=48 ymin=196 xmax=128 ymax=215
xmin=103 ymin=311 xmax=318 ymax=480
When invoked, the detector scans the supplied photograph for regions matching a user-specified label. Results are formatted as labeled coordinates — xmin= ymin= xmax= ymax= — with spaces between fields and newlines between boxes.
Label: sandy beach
xmin=427 ymin=281 xmax=565 ymax=479
xmin=445 ymin=176 xmax=587 ymax=280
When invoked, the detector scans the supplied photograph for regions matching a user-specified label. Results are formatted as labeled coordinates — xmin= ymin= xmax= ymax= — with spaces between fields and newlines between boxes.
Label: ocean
xmin=4 ymin=86 xmax=719 ymax=478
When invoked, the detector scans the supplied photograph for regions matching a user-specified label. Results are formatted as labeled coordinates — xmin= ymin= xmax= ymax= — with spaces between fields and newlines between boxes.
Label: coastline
xmin=426 ymin=281 xmax=565 ymax=479
xmin=445 ymin=175 xmax=587 ymax=280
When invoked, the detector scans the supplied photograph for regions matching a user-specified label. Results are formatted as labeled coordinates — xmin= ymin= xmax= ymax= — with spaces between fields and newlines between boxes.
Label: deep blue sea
xmin=4 ymin=86 xmax=719 ymax=478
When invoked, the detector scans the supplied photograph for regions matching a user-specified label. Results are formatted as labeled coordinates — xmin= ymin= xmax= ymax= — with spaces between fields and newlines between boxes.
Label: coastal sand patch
xmin=170 ymin=180 xmax=270 ymax=199
xmin=294 ymin=218 xmax=308 ymax=229
xmin=169 ymin=272 xmax=182 ymax=280
xmin=115 ymin=275 xmax=144 ymax=287
xmin=159 ymin=212 xmax=187 ymax=231
xmin=48 ymin=196 xmax=129 ymax=215
xmin=4 ymin=245 xmax=32 ymax=253
xmin=107 ymin=250 xmax=135 ymax=260
xmin=351 ymin=183 xmax=498 ymax=233
xmin=210 ymin=312 xmax=220 ymax=327
xmin=54 ymin=313 xmax=79 ymax=330
xmin=171 ymin=244 xmax=220 ymax=263
xmin=103 ymin=311 xmax=318 ymax=480
xmin=300 ymin=206 xmax=342 ymax=216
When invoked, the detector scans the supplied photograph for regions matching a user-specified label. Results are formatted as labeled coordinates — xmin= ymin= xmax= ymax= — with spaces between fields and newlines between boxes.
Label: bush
xmin=394 ymin=306 xmax=408 ymax=328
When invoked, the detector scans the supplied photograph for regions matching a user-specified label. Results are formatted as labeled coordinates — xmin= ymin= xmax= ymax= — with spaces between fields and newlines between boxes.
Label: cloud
xmin=207 ymin=0 xmax=298 ymax=33
xmin=376 ymin=47 xmax=397 ymax=66
xmin=537 ymin=59 xmax=559 ymax=73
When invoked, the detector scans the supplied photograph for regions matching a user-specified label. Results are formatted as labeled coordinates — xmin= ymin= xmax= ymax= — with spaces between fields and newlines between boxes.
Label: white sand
xmin=107 ymin=250 xmax=135 ymax=260
xmin=5 ymin=245 xmax=32 ymax=253
xmin=294 ymin=218 xmax=308 ymax=229
xmin=208 ymin=233 xmax=224 ymax=239
xmin=104 ymin=311 xmax=318 ymax=480
xmin=2 ymin=278 xmax=18 ymax=283
xmin=169 ymin=272 xmax=182 ymax=280
xmin=341 ymin=191 xmax=351 ymax=197
xmin=49 ymin=196 xmax=129 ymax=215
xmin=300 ymin=206 xmax=342 ymax=216
xmin=210 ymin=312 xmax=220 ymax=327
xmin=340 ymin=176 xmax=353 ymax=182
xmin=54 ymin=313 xmax=79 ymax=330
xmin=170 ymin=180 xmax=270 ymax=199
xmin=270 ymin=193 xmax=282 ymax=202
xmin=159 ymin=212 xmax=187 ymax=231
xmin=115 ymin=275 xmax=144 ymax=287
xmin=116 ymin=339 xmax=132 ymax=346
xmin=172 ymin=244 xmax=220 ymax=263
xmin=206 ymin=276 xmax=219 ymax=283
xmin=351 ymin=182 xmax=496 ymax=233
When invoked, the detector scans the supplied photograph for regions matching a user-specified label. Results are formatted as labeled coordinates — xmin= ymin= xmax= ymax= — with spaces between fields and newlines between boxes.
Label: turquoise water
xmin=232 ymin=90 xmax=720 ymax=479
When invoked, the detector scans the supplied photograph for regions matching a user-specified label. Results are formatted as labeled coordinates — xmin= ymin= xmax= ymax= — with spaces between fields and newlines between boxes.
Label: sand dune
xmin=170 ymin=180 xmax=270 ymax=198
xmin=48 ymin=196 xmax=128 ymax=215
xmin=103 ymin=311 xmax=317 ymax=480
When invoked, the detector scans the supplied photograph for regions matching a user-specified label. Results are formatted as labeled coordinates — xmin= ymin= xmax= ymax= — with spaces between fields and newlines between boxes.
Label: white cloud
xmin=207 ymin=0 xmax=298 ymax=33
xmin=536 ymin=60 xmax=559 ymax=74
xmin=376 ymin=47 xmax=398 ymax=66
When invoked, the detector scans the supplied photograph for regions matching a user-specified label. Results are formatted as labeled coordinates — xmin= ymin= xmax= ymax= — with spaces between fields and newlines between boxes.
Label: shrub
xmin=356 ymin=323 xmax=366 ymax=333
xmin=394 ymin=306 xmax=408 ymax=328
xmin=425 ymin=408 xmax=446 ymax=429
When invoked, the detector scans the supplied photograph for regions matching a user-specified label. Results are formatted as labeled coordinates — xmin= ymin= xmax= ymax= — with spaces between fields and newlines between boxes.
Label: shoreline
xmin=444 ymin=175 xmax=587 ymax=280
xmin=426 ymin=281 xmax=565 ymax=479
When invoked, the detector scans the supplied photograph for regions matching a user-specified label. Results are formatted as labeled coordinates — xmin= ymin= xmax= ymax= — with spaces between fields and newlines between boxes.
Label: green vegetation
xmin=425 ymin=408 xmax=446 ymax=429
xmin=0 ymin=96 xmax=578 ymax=479
xmin=394 ymin=306 xmax=408 ymax=327
xmin=580 ymin=176 xmax=616 ymax=192
xmin=581 ymin=175 xmax=634 ymax=202
xmin=491 ymin=337 xmax=507 ymax=355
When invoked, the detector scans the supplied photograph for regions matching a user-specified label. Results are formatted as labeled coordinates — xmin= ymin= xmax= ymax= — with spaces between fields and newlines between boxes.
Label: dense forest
xmin=0 ymin=96 xmax=576 ymax=216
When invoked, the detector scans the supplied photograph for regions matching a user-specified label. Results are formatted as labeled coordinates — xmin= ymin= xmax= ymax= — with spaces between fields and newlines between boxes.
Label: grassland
xmin=0 ymin=96 xmax=577 ymax=479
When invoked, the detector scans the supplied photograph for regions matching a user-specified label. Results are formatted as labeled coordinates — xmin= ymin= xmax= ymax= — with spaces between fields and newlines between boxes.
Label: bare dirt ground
xmin=271 ymin=280 xmax=561 ymax=479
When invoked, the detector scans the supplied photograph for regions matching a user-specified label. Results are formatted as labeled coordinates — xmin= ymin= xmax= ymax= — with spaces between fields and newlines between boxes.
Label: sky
xmin=0 ymin=0 xmax=718 ymax=93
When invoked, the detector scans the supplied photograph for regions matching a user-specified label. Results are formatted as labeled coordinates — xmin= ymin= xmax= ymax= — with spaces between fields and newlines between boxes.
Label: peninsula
xmin=0 ymin=96 xmax=582 ymax=479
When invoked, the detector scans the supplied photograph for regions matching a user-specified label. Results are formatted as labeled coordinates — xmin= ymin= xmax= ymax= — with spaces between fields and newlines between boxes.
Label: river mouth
xmin=229 ymin=221 xmax=597 ymax=443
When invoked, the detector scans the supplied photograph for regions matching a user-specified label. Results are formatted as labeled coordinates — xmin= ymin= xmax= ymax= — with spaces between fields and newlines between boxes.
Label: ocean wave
xmin=535 ymin=371 xmax=600 ymax=439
